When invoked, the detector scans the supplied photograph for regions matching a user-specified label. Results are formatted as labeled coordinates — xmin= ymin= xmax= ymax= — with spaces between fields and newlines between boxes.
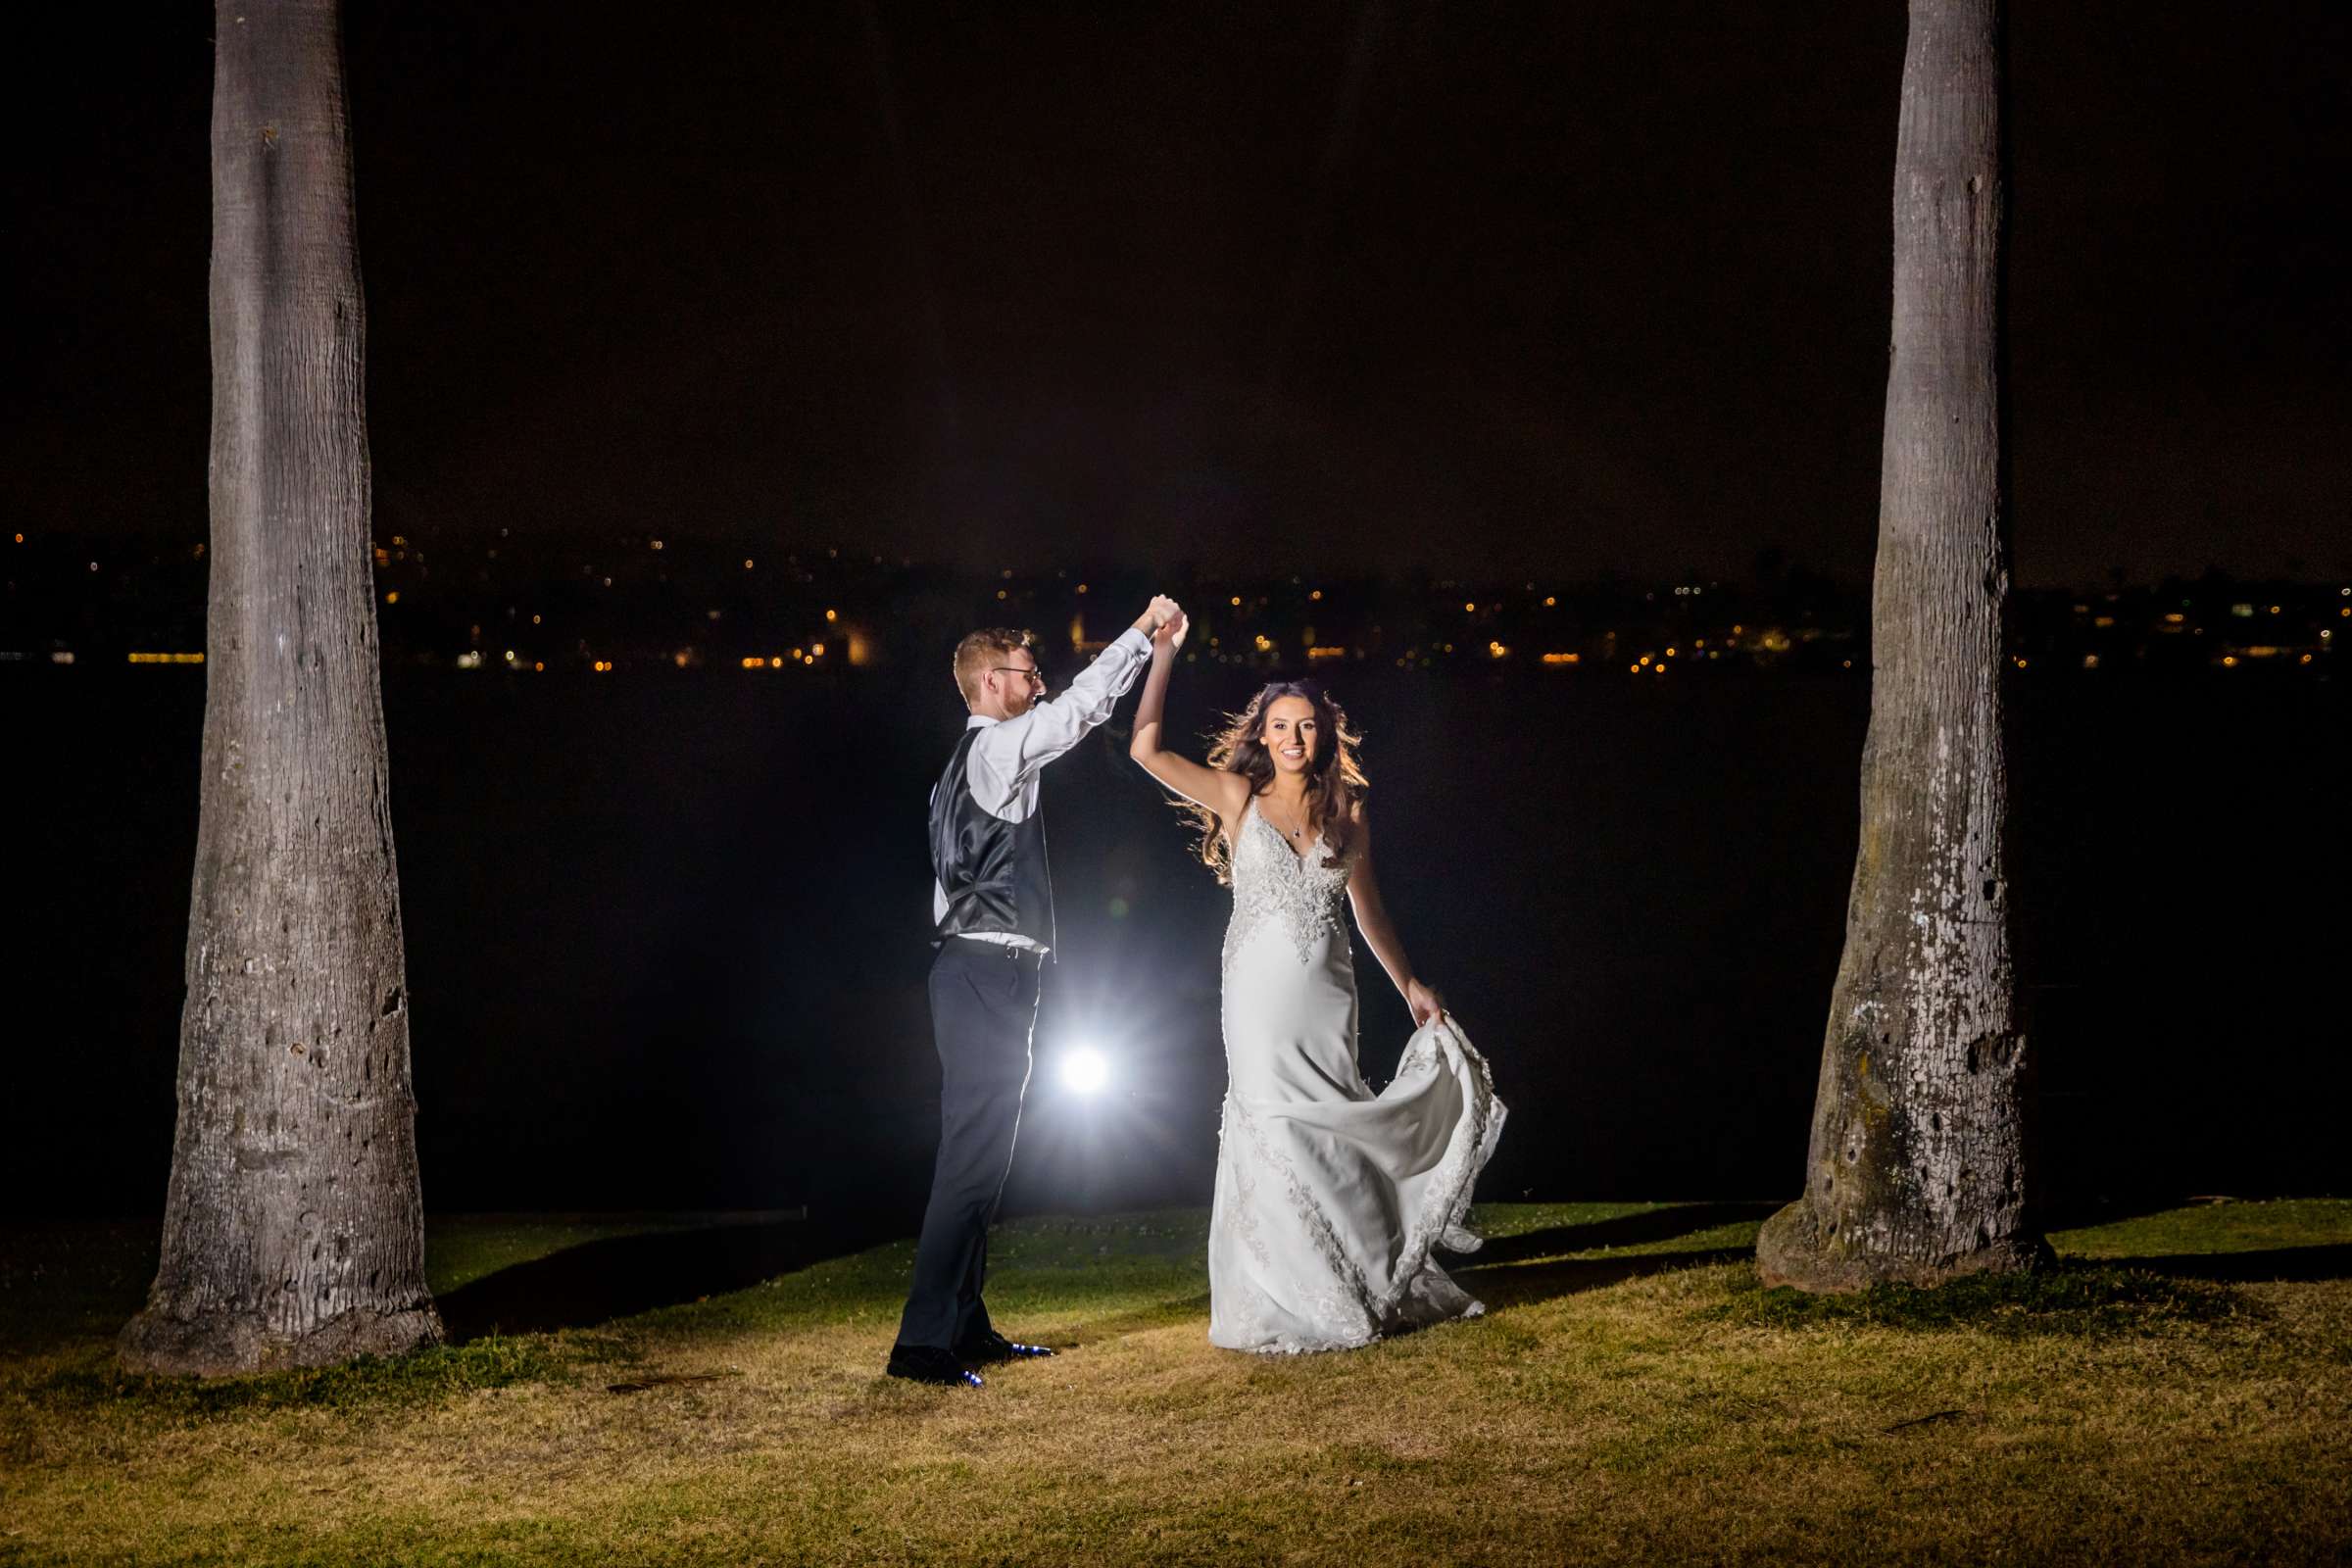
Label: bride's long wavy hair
xmin=1187 ymin=680 xmax=1368 ymax=885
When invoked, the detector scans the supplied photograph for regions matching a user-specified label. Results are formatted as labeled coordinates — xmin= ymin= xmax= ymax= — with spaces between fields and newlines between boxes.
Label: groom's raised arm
xmin=967 ymin=598 xmax=1174 ymax=807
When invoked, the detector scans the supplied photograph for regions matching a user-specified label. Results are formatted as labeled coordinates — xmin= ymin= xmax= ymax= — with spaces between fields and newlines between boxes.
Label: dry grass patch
xmin=3 ymin=1200 xmax=2347 ymax=1565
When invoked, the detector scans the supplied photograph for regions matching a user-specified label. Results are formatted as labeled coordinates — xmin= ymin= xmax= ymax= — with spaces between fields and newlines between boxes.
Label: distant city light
xmin=125 ymin=652 xmax=204 ymax=664
xmin=384 ymin=591 xmax=399 ymax=604
xmin=1309 ymin=589 xmax=1323 ymax=601
xmin=825 ymin=609 xmax=838 ymax=621
xmin=810 ymin=642 xmax=825 ymax=658
xmin=1059 ymin=1047 xmax=1109 ymax=1097
xmin=1542 ymin=652 xmax=1579 ymax=665
xmin=744 ymin=559 xmax=755 ymax=569
xmin=1544 ymin=596 xmax=1556 ymax=607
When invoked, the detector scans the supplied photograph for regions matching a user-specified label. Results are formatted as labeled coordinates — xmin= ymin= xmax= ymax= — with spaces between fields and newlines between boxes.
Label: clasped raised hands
xmin=1133 ymin=595 xmax=1183 ymax=636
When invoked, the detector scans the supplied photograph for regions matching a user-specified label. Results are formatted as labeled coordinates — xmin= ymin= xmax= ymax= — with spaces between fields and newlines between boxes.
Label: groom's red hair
xmin=953 ymin=627 xmax=1036 ymax=708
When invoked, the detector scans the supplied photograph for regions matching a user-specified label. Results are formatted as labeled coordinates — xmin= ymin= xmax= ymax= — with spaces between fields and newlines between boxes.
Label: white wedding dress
xmin=1207 ymin=801 xmax=1506 ymax=1353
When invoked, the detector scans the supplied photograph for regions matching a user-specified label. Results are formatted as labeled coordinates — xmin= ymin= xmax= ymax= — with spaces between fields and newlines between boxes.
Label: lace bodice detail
xmin=1224 ymin=801 xmax=1354 ymax=969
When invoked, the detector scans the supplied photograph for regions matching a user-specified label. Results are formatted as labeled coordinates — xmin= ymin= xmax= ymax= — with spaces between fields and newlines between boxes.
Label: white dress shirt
xmin=932 ymin=626 xmax=1155 ymax=953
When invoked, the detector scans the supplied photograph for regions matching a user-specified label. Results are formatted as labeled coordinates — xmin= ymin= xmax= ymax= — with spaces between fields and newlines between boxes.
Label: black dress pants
xmin=894 ymin=938 xmax=1042 ymax=1352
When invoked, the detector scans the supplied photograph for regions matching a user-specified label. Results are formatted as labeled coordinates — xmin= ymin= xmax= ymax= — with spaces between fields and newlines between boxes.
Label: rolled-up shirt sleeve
xmin=966 ymin=627 xmax=1153 ymax=815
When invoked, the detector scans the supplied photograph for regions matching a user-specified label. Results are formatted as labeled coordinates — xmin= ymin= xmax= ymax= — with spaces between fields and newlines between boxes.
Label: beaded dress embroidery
xmin=1222 ymin=804 xmax=1352 ymax=972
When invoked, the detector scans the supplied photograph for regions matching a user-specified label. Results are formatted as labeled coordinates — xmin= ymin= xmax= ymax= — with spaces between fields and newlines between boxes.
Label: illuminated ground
xmin=3 ymin=1200 xmax=2348 ymax=1565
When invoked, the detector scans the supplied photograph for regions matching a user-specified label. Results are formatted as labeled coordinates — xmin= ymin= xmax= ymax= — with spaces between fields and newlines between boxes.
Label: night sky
xmin=8 ymin=0 xmax=2346 ymax=584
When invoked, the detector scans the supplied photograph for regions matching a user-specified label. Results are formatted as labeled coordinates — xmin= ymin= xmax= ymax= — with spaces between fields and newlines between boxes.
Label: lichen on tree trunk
xmin=1755 ymin=0 xmax=2045 ymax=1293
xmin=119 ymin=0 xmax=441 ymax=1375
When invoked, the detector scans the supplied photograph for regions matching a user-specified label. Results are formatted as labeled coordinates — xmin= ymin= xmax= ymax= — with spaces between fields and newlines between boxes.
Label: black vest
xmin=930 ymin=727 xmax=1054 ymax=949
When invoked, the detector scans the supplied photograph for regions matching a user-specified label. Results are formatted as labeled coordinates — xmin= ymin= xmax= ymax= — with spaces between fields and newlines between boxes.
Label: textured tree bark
xmin=119 ymin=0 xmax=441 ymax=1374
xmin=1755 ymin=0 xmax=2044 ymax=1293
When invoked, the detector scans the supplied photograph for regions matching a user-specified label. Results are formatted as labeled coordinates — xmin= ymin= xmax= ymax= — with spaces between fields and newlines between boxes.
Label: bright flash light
xmin=1060 ymin=1048 xmax=1109 ymax=1096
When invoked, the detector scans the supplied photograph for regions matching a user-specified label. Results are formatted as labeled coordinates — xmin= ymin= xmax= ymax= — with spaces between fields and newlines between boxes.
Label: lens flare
xmin=1060 ymin=1048 xmax=1109 ymax=1096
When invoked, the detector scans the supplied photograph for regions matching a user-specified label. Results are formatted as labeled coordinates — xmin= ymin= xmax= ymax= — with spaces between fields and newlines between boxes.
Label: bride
xmin=1129 ymin=612 xmax=1505 ymax=1352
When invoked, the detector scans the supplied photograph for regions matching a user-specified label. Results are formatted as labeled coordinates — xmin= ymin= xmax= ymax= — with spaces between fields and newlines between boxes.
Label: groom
xmin=886 ymin=594 xmax=1181 ymax=1389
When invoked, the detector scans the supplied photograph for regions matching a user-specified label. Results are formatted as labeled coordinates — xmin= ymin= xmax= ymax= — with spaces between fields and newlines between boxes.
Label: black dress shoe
xmin=886 ymin=1345 xmax=983 ymax=1389
xmin=954 ymin=1331 xmax=1056 ymax=1364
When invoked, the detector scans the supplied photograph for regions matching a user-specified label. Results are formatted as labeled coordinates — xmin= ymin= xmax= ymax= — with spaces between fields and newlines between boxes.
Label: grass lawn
xmin=3 ymin=1199 xmax=2348 ymax=1565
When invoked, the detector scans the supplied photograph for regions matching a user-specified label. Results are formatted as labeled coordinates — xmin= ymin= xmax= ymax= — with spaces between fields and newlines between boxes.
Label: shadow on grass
xmin=1463 ymin=1201 xmax=1780 ymax=1267
xmin=2102 ymin=1243 xmax=2352 ymax=1283
xmin=436 ymin=1213 xmax=893 ymax=1342
xmin=1458 ymin=1247 xmax=1753 ymax=1309
xmin=1711 ymin=1258 xmax=2259 ymax=1338
xmin=27 ymin=1335 xmax=572 ymax=1417
xmin=1067 ymin=1292 xmax=1214 ymax=1347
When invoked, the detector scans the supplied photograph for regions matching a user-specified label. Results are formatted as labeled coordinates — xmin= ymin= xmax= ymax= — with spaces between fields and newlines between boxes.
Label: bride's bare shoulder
xmin=1211 ymin=776 xmax=1255 ymax=843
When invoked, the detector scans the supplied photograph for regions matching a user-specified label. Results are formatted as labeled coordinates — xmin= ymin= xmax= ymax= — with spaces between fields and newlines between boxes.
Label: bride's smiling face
xmin=1260 ymin=697 xmax=1320 ymax=777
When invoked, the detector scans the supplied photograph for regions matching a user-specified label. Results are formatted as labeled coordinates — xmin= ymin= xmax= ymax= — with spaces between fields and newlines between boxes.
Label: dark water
xmin=5 ymin=662 xmax=2344 ymax=1223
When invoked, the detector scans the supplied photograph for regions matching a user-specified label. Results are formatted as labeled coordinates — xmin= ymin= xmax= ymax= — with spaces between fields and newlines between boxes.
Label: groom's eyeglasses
xmin=992 ymin=666 xmax=1047 ymax=688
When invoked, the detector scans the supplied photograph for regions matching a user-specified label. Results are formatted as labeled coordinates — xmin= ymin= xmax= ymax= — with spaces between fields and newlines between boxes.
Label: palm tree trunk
xmin=1755 ymin=0 xmax=2044 ymax=1292
xmin=119 ymin=0 xmax=440 ymax=1374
